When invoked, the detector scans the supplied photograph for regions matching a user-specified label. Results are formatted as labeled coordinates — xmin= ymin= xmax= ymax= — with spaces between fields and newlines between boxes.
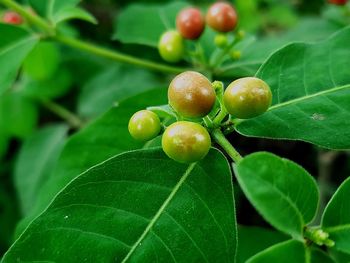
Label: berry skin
xmin=328 ymin=0 xmax=347 ymax=5
xmin=206 ymin=2 xmax=238 ymax=32
xmin=2 ymin=11 xmax=23 ymax=25
xmin=224 ymin=77 xmax=272 ymax=119
xmin=176 ymin=7 xmax=205 ymax=40
xmin=128 ymin=110 xmax=161 ymax=142
xmin=162 ymin=121 xmax=211 ymax=163
xmin=158 ymin=30 xmax=184 ymax=63
xmin=168 ymin=71 xmax=216 ymax=118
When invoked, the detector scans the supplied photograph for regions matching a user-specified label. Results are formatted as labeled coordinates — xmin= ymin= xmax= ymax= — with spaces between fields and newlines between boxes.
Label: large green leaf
xmin=322 ymin=177 xmax=350 ymax=254
xmin=3 ymin=148 xmax=237 ymax=262
xmin=113 ymin=2 xmax=188 ymax=47
xmin=246 ymin=240 xmax=306 ymax=263
xmin=14 ymin=124 xmax=68 ymax=216
xmin=237 ymin=226 xmax=288 ymax=263
xmin=310 ymin=248 xmax=336 ymax=263
xmin=234 ymin=152 xmax=319 ymax=238
xmin=15 ymin=88 xmax=167 ymax=234
xmin=29 ymin=0 xmax=96 ymax=24
xmin=235 ymin=27 xmax=350 ymax=150
xmin=78 ymin=65 xmax=163 ymax=118
xmin=0 ymin=24 xmax=38 ymax=94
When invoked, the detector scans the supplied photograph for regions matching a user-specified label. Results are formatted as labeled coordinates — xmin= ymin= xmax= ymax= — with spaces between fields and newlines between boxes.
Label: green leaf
xmin=147 ymin=104 xmax=177 ymax=119
xmin=246 ymin=240 xmax=306 ymax=263
xmin=220 ymin=18 xmax=341 ymax=77
xmin=237 ymin=226 xmax=288 ymax=263
xmin=234 ymin=152 xmax=319 ymax=238
xmin=0 ymin=91 xmax=38 ymax=139
xmin=22 ymin=42 xmax=61 ymax=81
xmin=78 ymin=65 xmax=163 ymax=118
xmin=15 ymin=88 xmax=167 ymax=234
xmin=3 ymin=148 xmax=237 ymax=262
xmin=235 ymin=27 xmax=350 ymax=150
xmin=113 ymin=2 xmax=188 ymax=47
xmin=0 ymin=24 xmax=38 ymax=94
xmin=322 ymin=177 xmax=350 ymax=254
xmin=14 ymin=124 xmax=68 ymax=216
xmin=29 ymin=0 xmax=96 ymax=24
xmin=310 ymin=248 xmax=336 ymax=263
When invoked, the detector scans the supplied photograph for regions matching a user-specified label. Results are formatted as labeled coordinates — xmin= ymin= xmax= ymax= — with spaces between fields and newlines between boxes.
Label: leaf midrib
xmin=120 ymin=162 xmax=196 ymax=263
xmin=324 ymin=224 xmax=350 ymax=233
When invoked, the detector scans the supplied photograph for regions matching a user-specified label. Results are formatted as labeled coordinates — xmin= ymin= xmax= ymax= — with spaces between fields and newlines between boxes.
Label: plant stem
xmin=40 ymin=99 xmax=84 ymax=129
xmin=0 ymin=0 xmax=188 ymax=74
xmin=212 ymin=129 xmax=242 ymax=163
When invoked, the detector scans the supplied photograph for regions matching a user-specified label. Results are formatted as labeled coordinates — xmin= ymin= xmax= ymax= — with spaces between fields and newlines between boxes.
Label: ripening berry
xmin=206 ymin=2 xmax=238 ymax=32
xmin=158 ymin=30 xmax=185 ymax=63
xmin=328 ymin=0 xmax=347 ymax=5
xmin=176 ymin=7 xmax=205 ymax=40
xmin=2 ymin=11 xmax=23 ymax=25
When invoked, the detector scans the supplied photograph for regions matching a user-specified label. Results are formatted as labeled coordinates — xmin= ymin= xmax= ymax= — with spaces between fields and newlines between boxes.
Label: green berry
xmin=158 ymin=30 xmax=185 ymax=63
xmin=230 ymin=50 xmax=241 ymax=60
xmin=214 ymin=34 xmax=228 ymax=48
xmin=162 ymin=121 xmax=211 ymax=163
xmin=224 ymin=77 xmax=272 ymax=119
xmin=128 ymin=110 xmax=161 ymax=142
xmin=168 ymin=71 xmax=216 ymax=118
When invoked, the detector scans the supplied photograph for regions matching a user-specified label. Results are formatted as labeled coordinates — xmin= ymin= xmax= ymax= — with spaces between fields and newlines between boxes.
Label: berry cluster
xmin=128 ymin=71 xmax=272 ymax=163
xmin=158 ymin=2 xmax=238 ymax=63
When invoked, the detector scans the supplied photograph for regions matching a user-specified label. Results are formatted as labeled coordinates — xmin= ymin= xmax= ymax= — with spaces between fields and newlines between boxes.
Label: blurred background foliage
xmin=0 ymin=0 xmax=350 ymax=259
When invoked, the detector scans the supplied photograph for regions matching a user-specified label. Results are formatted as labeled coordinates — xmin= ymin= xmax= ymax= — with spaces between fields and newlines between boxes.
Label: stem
xmin=210 ymin=36 xmax=239 ymax=69
xmin=0 ymin=0 xmax=54 ymax=34
xmin=212 ymin=129 xmax=242 ymax=163
xmin=40 ymin=99 xmax=84 ymax=129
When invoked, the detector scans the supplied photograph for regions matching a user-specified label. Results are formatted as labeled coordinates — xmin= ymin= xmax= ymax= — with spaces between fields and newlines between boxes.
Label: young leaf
xmin=15 ymin=88 xmax=167 ymax=235
xmin=235 ymin=27 xmax=350 ymax=150
xmin=29 ymin=0 xmax=96 ymax=24
xmin=246 ymin=240 xmax=307 ymax=263
xmin=3 ymin=148 xmax=237 ymax=263
xmin=113 ymin=2 xmax=188 ymax=47
xmin=14 ymin=124 xmax=68 ymax=216
xmin=322 ymin=177 xmax=350 ymax=254
xmin=237 ymin=226 xmax=288 ymax=263
xmin=0 ymin=24 xmax=38 ymax=94
xmin=234 ymin=152 xmax=319 ymax=238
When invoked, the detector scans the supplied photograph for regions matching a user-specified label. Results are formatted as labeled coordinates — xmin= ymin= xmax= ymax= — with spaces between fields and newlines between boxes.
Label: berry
xmin=158 ymin=30 xmax=184 ymax=63
xmin=128 ymin=110 xmax=161 ymax=142
xmin=214 ymin=34 xmax=228 ymax=48
xmin=224 ymin=77 xmax=272 ymax=119
xmin=2 ymin=11 xmax=23 ymax=25
xmin=230 ymin=50 xmax=241 ymax=60
xmin=162 ymin=121 xmax=211 ymax=163
xmin=176 ymin=7 xmax=205 ymax=40
xmin=206 ymin=2 xmax=238 ymax=32
xmin=168 ymin=71 xmax=216 ymax=118
xmin=328 ymin=0 xmax=347 ymax=5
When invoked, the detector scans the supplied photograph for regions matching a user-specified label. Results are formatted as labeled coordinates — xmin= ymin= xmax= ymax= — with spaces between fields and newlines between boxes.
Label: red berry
xmin=328 ymin=0 xmax=347 ymax=5
xmin=206 ymin=2 xmax=238 ymax=33
xmin=176 ymin=7 xmax=205 ymax=40
xmin=2 ymin=11 xmax=23 ymax=25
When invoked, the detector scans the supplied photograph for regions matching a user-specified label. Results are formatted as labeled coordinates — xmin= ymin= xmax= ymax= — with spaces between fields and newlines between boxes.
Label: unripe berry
xmin=128 ymin=110 xmax=161 ymax=142
xmin=176 ymin=7 xmax=205 ymax=40
xmin=206 ymin=2 xmax=238 ymax=32
xmin=214 ymin=34 xmax=228 ymax=48
xmin=224 ymin=77 xmax=272 ymax=119
xmin=158 ymin=30 xmax=184 ymax=63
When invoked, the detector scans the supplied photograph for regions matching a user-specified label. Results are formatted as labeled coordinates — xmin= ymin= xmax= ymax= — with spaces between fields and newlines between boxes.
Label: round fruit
xmin=3 ymin=11 xmax=23 ymax=25
xmin=176 ymin=7 xmax=205 ymax=40
xmin=158 ymin=30 xmax=184 ymax=63
xmin=214 ymin=34 xmax=228 ymax=48
xmin=206 ymin=2 xmax=238 ymax=32
xmin=128 ymin=110 xmax=161 ymax=142
xmin=162 ymin=121 xmax=211 ymax=163
xmin=328 ymin=0 xmax=347 ymax=5
xmin=224 ymin=77 xmax=272 ymax=119
xmin=168 ymin=71 xmax=215 ymax=118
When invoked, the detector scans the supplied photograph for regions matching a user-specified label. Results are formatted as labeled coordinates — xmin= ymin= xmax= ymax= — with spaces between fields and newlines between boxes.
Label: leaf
xmin=78 ymin=65 xmax=163 ymax=118
xmin=3 ymin=148 xmax=237 ymax=262
xmin=29 ymin=0 xmax=96 ymax=24
xmin=310 ymin=248 xmax=336 ymax=263
xmin=15 ymin=88 xmax=167 ymax=234
xmin=237 ymin=226 xmax=288 ymax=263
xmin=322 ymin=177 xmax=350 ymax=254
xmin=234 ymin=152 xmax=319 ymax=238
xmin=246 ymin=240 xmax=306 ymax=263
xmin=113 ymin=2 xmax=188 ymax=47
xmin=14 ymin=124 xmax=68 ymax=216
xmin=219 ymin=18 xmax=341 ymax=77
xmin=235 ymin=27 xmax=350 ymax=150
xmin=0 ymin=24 xmax=38 ymax=94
